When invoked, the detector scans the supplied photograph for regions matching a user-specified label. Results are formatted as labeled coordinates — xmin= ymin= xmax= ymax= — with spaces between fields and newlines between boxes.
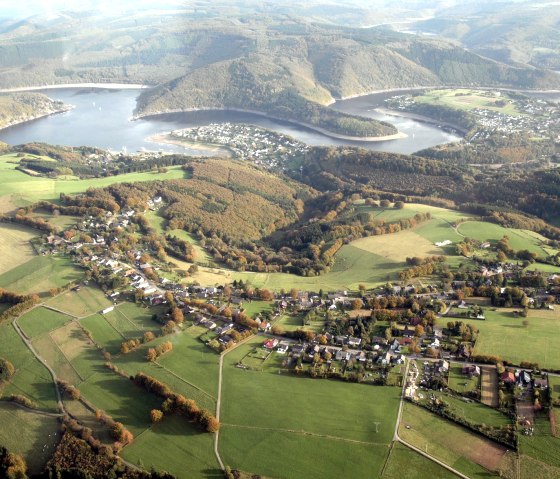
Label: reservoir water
xmin=0 ymin=87 xmax=460 ymax=154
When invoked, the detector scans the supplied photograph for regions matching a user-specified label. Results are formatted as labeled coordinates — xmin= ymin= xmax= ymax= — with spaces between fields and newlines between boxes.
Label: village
xmin=169 ymin=123 xmax=308 ymax=170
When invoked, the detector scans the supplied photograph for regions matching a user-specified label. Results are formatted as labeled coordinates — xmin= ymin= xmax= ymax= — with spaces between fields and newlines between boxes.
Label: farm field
xmin=218 ymin=337 xmax=401 ymax=477
xmin=49 ymin=320 xmax=101 ymax=382
xmin=352 ymin=201 xmax=470 ymax=224
xmin=114 ymin=302 xmax=164 ymax=331
xmin=78 ymin=370 xmax=162 ymax=436
xmin=47 ymin=286 xmax=112 ymax=318
xmin=414 ymin=89 xmax=524 ymax=116
xmin=0 ymin=223 xmax=37 ymax=274
xmin=399 ymin=402 xmax=513 ymax=478
xmin=121 ymin=414 xmax=220 ymax=479
xmin=458 ymin=221 xmax=552 ymax=258
xmin=80 ymin=313 xmax=125 ymax=355
xmin=113 ymin=329 xmax=219 ymax=410
xmin=0 ymin=255 xmax=82 ymax=294
xmin=103 ymin=307 xmax=145 ymax=339
xmin=0 ymin=402 xmax=61 ymax=474
xmin=382 ymin=442 xmax=456 ymax=479
xmin=32 ymin=333 xmax=82 ymax=385
xmin=0 ymin=154 xmax=187 ymax=203
xmin=18 ymin=306 xmax=73 ymax=338
xmin=0 ymin=320 xmax=58 ymax=410
xmin=463 ymin=308 xmax=560 ymax=369
xmin=220 ymin=427 xmax=389 ymax=479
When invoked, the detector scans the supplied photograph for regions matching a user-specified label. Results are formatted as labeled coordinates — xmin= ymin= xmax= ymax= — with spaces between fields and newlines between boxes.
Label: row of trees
xmin=132 ymin=373 xmax=219 ymax=433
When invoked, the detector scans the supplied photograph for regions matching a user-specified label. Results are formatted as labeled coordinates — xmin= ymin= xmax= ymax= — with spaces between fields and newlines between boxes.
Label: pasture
xmin=78 ymin=370 xmax=162 ymax=436
xmin=32 ymin=333 xmax=83 ymax=385
xmin=0 ymin=154 xmax=187 ymax=203
xmin=382 ymin=443 xmax=456 ymax=479
xmin=458 ymin=221 xmax=551 ymax=258
xmin=218 ymin=338 xmax=401 ymax=477
xmin=47 ymin=286 xmax=112 ymax=318
xmin=241 ymin=300 xmax=273 ymax=318
xmin=0 ymin=255 xmax=82 ymax=294
xmin=462 ymin=308 xmax=560 ymax=369
xmin=352 ymin=201 xmax=470 ymax=224
xmin=0 ymin=320 xmax=58 ymax=410
xmin=0 ymin=223 xmax=37 ymax=275
xmin=113 ymin=330 xmax=219 ymax=410
xmin=18 ymin=306 xmax=73 ymax=338
xmin=49 ymin=320 xmax=101 ymax=381
xmin=80 ymin=313 xmax=125 ymax=355
xmin=0 ymin=402 xmax=61 ymax=474
xmin=399 ymin=402 xmax=513 ymax=478
xmin=220 ymin=427 xmax=390 ymax=479
xmin=121 ymin=414 xmax=220 ymax=479
xmin=415 ymin=89 xmax=524 ymax=117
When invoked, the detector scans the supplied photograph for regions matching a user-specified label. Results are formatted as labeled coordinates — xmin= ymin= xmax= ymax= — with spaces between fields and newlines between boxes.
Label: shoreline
xmin=135 ymin=107 xmax=408 ymax=142
xmin=146 ymin=133 xmax=232 ymax=156
xmin=0 ymin=105 xmax=74 ymax=132
xmin=0 ymin=83 xmax=151 ymax=93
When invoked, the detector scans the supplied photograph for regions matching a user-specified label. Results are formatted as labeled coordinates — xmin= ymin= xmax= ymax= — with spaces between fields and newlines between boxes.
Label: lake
xmin=0 ymin=87 xmax=460 ymax=155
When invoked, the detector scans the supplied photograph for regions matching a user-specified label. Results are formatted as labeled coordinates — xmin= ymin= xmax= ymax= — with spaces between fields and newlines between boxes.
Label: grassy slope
xmin=18 ymin=306 xmax=74 ymax=338
xmin=219 ymin=337 xmax=400 ymax=478
xmin=0 ymin=320 xmax=58 ymax=410
xmin=0 ymin=402 xmax=61 ymax=474
xmin=46 ymin=286 xmax=112 ymax=318
xmin=0 ymin=223 xmax=37 ymax=275
xmin=462 ymin=308 xmax=560 ymax=369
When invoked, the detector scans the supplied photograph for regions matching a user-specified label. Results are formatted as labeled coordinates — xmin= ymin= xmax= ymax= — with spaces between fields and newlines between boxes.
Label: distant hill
xmin=409 ymin=1 xmax=560 ymax=70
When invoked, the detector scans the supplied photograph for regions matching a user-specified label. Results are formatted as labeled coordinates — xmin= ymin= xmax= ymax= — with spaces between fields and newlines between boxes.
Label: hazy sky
xmin=0 ymin=0 xmax=186 ymax=18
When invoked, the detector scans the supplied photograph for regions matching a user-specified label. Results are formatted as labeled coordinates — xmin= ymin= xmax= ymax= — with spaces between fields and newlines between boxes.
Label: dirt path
xmin=481 ymin=367 xmax=499 ymax=407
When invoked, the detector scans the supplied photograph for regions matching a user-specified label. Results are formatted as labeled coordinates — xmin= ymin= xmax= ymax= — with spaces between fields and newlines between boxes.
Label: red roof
xmin=501 ymin=371 xmax=515 ymax=383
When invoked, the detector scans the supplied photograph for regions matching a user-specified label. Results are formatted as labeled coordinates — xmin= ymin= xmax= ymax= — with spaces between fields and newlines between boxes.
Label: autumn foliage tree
xmin=150 ymin=409 xmax=164 ymax=424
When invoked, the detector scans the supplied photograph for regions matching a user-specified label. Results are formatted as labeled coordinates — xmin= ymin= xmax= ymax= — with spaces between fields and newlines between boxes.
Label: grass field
xmin=18 ymin=306 xmax=73 ymax=338
xmin=49 ymin=321 xmax=101 ymax=382
xmin=430 ymin=391 xmax=511 ymax=428
xmin=220 ymin=427 xmax=390 ymax=479
xmin=80 ymin=313 xmax=125 ymax=355
xmin=382 ymin=443 xmax=456 ymax=479
xmin=32 ymin=333 xmax=82 ymax=385
xmin=0 ymin=154 xmax=187 ymax=204
xmin=47 ymin=286 xmax=112 ymax=318
xmin=103 ymin=307 xmax=144 ymax=339
xmin=458 ymin=221 xmax=552 ymax=258
xmin=168 ymin=229 xmax=214 ymax=265
xmin=352 ymin=201 xmax=470 ymax=225
xmin=113 ymin=329 xmax=219 ymax=410
xmin=399 ymin=402 xmax=513 ymax=478
xmin=415 ymin=89 xmax=524 ymax=117
xmin=114 ymin=302 xmax=164 ymax=331
xmin=0 ymin=402 xmax=61 ymax=474
xmin=218 ymin=337 xmax=401 ymax=478
xmin=0 ymin=223 xmax=37 ymax=275
xmin=78 ymin=370 xmax=162 ymax=436
xmin=462 ymin=308 xmax=560 ymax=369
xmin=448 ymin=362 xmax=480 ymax=395
xmin=121 ymin=414 xmax=220 ymax=479
xmin=0 ymin=320 xmax=58 ymax=410
xmin=0 ymin=255 xmax=82 ymax=294
xmin=241 ymin=300 xmax=273 ymax=318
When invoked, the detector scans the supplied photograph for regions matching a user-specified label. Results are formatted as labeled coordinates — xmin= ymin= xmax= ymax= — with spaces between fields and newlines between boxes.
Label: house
xmin=291 ymin=343 xmax=306 ymax=356
xmin=462 ymin=364 xmax=480 ymax=377
xmin=348 ymin=337 xmax=362 ymax=348
xmin=263 ymin=339 xmax=279 ymax=350
xmin=259 ymin=321 xmax=271 ymax=332
xmin=534 ymin=377 xmax=548 ymax=389
xmin=401 ymin=328 xmax=415 ymax=338
xmin=501 ymin=371 xmax=515 ymax=383
xmin=436 ymin=360 xmax=449 ymax=374
xmin=277 ymin=341 xmax=290 ymax=354
xmin=218 ymin=335 xmax=233 ymax=346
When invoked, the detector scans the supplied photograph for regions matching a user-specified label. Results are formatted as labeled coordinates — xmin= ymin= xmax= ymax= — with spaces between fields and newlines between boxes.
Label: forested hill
xmin=0 ymin=93 xmax=68 ymax=129
xmin=134 ymin=21 xmax=560 ymax=136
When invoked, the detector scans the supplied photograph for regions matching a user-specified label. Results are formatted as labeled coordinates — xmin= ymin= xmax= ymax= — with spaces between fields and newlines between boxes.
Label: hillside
xmin=0 ymin=92 xmax=69 ymax=129
xmin=410 ymin=1 xmax=560 ymax=70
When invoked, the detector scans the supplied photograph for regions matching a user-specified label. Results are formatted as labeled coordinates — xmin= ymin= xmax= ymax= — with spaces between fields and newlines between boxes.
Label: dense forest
xmin=0 ymin=93 xmax=69 ymax=129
